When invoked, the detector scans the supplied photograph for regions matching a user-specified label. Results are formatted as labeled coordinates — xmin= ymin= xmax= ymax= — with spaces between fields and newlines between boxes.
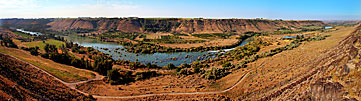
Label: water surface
xmin=64 ymin=35 xmax=249 ymax=66
xmin=16 ymin=29 xmax=42 ymax=35
xmin=16 ymin=29 xmax=250 ymax=67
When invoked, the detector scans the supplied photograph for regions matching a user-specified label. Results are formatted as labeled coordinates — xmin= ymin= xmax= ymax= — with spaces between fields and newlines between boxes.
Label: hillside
xmin=217 ymin=24 xmax=361 ymax=100
xmin=0 ymin=53 xmax=93 ymax=100
xmin=1 ymin=18 xmax=325 ymax=34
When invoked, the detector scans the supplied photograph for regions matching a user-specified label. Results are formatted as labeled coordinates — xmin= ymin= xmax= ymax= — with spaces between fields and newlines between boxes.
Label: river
xmin=16 ymin=29 xmax=43 ymax=35
xmin=63 ymin=35 xmax=249 ymax=67
xmin=16 ymin=29 xmax=249 ymax=67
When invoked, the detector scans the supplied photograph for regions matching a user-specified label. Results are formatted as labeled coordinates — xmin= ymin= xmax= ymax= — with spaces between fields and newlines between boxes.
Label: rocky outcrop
xmin=310 ymin=78 xmax=344 ymax=101
xmin=0 ymin=18 xmax=325 ymax=34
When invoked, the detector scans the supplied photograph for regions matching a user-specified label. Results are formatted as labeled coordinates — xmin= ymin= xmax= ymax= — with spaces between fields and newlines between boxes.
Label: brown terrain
xmin=2 ymin=18 xmax=361 ymax=100
xmin=218 ymin=24 xmax=361 ymax=100
xmin=86 ymin=24 xmax=361 ymax=100
xmin=77 ymin=74 xmax=213 ymax=96
xmin=0 ymin=53 xmax=93 ymax=100
xmin=2 ymin=18 xmax=324 ymax=34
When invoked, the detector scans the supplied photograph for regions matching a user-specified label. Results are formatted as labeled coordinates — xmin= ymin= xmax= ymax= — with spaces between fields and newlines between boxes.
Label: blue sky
xmin=0 ymin=0 xmax=360 ymax=20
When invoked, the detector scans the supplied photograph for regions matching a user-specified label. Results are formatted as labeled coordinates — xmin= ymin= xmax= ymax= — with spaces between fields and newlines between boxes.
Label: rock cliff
xmin=1 ymin=18 xmax=325 ymax=34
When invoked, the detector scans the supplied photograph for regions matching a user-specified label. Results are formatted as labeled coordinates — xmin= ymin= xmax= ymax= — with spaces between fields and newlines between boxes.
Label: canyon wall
xmin=1 ymin=18 xmax=325 ymax=34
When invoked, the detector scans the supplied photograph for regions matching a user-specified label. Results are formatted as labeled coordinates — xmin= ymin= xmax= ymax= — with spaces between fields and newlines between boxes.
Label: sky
xmin=0 ymin=0 xmax=360 ymax=20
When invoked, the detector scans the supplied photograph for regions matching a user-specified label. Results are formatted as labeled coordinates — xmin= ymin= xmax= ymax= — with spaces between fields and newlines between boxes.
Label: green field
xmin=0 ymin=46 xmax=95 ymax=82
xmin=301 ymin=26 xmax=322 ymax=29
xmin=12 ymin=31 xmax=32 ymax=38
xmin=22 ymin=39 xmax=65 ymax=51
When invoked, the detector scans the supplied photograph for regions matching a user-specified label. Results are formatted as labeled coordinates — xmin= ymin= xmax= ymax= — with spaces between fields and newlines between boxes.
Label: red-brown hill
xmin=1 ymin=18 xmax=325 ymax=34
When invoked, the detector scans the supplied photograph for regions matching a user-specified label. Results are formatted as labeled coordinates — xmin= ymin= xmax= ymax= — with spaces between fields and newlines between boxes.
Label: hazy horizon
xmin=0 ymin=0 xmax=360 ymax=20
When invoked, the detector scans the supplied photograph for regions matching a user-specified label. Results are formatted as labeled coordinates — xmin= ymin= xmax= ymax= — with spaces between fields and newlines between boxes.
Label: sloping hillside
xmin=272 ymin=24 xmax=361 ymax=100
xmin=236 ymin=24 xmax=361 ymax=100
xmin=0 ymin=53 xmax=93 ymax=100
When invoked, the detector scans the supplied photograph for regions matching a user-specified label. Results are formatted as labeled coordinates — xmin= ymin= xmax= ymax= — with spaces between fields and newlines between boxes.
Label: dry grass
xmin=0 ymin=46 xmax=96 ymax=82
xmin=77 ymin=74 xmax=212 ymax=96
xmin=221 ymin=26 xmax=355 ymax=99
xmin=74 ymin=26 xmax=356 ymax=100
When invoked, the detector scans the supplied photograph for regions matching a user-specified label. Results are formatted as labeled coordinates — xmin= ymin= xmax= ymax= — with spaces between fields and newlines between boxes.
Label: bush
xmin=193 ymin=67 xmax=200 ymax=73
xmin=30 ymin=49 xmax=39 ymax=56
xmin=40 ymin=53 xmax=49 ymax=58
xmin=178 ymin=68 xmax=191 ymax=75
xmin=107 ymin=68 xmax=134 ymax=85
xmin=222 ymin=62 xmax=232 ymax=68
xmin=135 ymin=71 xmax=157 ymax=80
xmin=166 ymin=63 xmax=176 ymax=69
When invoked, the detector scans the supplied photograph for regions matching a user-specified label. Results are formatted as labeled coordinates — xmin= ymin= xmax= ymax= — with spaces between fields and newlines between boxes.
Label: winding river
xmin=16 ymin=29 xmax=249 ymax=67
xmin=63 ymin=35 xmax=249 ymax=67
xmin=16 ymin=29 xmax=43 ymax=35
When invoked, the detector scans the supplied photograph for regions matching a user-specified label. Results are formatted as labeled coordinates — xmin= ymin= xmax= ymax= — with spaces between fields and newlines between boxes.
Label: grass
xmin=0 ymin=46 xmax=96 ymax=82
xmin=212 ymin=33 xmax=229 ymax=38
xmin=192 ymin=34 xmax=214 ymax=39
xmin=220 ymin=25 xmax=356 ymax=99
xmin=172 ymin=33 xmax=189 ymax=36
xmin=22 ymin=39 xmax=65 ymax=51
xmin=12 ymin=31 xmax=32 ymax=38
xmin=191 ymin=33 xmax=230 ymax=39
xmin=301 ymin=26 xmax=322 ymax=29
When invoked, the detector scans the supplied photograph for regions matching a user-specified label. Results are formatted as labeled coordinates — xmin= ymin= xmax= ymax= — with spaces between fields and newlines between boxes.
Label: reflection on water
xmin=16 ymin=29 xmax=42 ymax=35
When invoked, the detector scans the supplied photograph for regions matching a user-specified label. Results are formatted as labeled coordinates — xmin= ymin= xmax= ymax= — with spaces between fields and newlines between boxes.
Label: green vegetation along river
xmin=63 ymin=35 xmax=249 ymax=67
xmin=16 ymin=28 xmax=250 ymax=67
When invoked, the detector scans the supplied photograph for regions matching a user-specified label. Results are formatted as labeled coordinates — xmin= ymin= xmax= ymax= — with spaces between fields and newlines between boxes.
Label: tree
xmin=193 ymin=67 xmax=200 ymax=73
xmin=44 ymin=44 xmax=50 ymax=53
xmin=135 ymin=71 xmax=157 ymax=80
xmin=107 ymin=68 xmax=134 ymax=84
xmin=107 ymin=68 xmax=121 ymax=84
xmin=222 ymin=62 xmax=232 ymax=68
xmin=30 ymin=48 xmax=39 ymax=56
xmin=1 ymin=36 xmax=18 ymax=48
xmin=166 ymin=63 xmax=176 ymax=69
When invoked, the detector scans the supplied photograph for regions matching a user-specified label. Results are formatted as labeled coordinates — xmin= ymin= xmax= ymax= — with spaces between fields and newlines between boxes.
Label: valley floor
xmin=220 ymin=25 xmax=357 ymax=100
xmin=77 ymin=25 xmax=360 ymax=100
xmin=1 ymin=25 xmax=360 ymax=100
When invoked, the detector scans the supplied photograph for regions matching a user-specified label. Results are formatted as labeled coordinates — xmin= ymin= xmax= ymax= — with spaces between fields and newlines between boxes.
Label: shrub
xmin=135 ymin=71 xmax=157 ymax=80
xmin=166 ymin=63 xmax=176 ymax=69
xmin=30 ymin=49 xmax=39 ymax=56
xmin=107 ymin=68 xmax=134 ymax=85
xmin=193 ymin=67 xmax=200 ymax=73
xmin=40 ymin=53 xmax=49 ymax=58
xmin=222 ymin=62 xmax=232 ymax=68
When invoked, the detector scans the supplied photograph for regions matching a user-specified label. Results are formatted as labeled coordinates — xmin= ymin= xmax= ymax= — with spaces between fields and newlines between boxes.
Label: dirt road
xmin=1 ymin=52 xmax=261 ymax=99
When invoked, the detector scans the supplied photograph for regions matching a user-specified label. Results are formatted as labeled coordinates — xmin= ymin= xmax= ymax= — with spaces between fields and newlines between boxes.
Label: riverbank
xmin=62 ymin=34 xmax=251 ymax=67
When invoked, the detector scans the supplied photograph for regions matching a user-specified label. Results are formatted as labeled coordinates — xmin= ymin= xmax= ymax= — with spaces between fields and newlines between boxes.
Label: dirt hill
xmin=1 ymin=18 xmax=325 ymax=34
xmin=0 ymin=53 xmax=93 ymax=100
xmin=253 ymin=24 xmax=361 ymax=100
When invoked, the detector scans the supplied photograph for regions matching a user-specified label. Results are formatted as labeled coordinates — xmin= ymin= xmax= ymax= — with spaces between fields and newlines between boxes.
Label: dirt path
xmin=1 ymin=52 xmax=260 ymax=99
xmin=92 ymin=71 xmax=251 ymax=99
xmin=0 ymin=52 xmax=103 ymax=88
